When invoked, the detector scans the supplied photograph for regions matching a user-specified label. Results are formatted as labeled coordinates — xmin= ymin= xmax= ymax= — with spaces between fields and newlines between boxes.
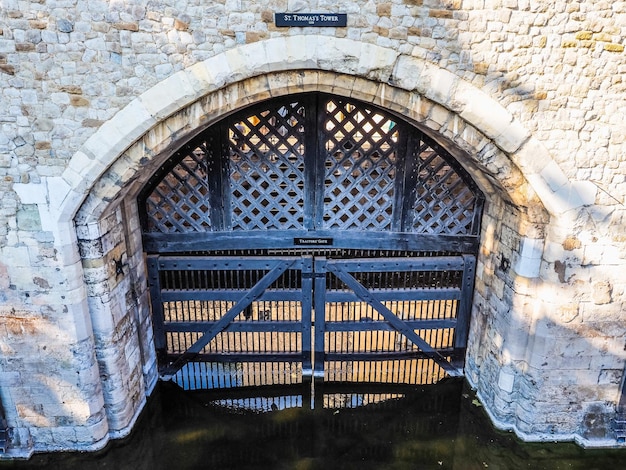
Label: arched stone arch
xmin=35 ymin=35 xmax=599 ymax=445
xmin=58 ymin=35 xmax=596 ymax=228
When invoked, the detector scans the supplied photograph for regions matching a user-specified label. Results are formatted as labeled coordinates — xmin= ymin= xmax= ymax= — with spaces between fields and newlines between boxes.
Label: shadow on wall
xmin=468 ymin=200 xmax=626 ymax=443
xmin=407 ymin=0 xmax=626 ymax=444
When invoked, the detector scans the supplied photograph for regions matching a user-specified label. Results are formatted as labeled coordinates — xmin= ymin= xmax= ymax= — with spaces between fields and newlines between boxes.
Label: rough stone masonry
xmin=0 ymin=0 xmax=625 ymax=457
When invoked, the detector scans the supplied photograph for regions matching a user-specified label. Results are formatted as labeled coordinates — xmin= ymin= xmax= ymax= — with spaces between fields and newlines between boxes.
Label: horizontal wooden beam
xmin=143 ymin=230 xmax=479 ymax=254
xmin=164 ymin=320 xmax=304 ymax=333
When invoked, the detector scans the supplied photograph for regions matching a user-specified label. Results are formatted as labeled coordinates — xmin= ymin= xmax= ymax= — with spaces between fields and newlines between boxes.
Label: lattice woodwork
xmin=321 ymin=98 xmax=398 ymax=230
xmin=145 ymin=144 xmax=212 ymax=233
xmin=142 ymin=93 xmax=482 ymax=239
xmin=411 ymin=146 xmax=477 ymax=235
xmin=229 ymin=102 xmax=307 ymax=230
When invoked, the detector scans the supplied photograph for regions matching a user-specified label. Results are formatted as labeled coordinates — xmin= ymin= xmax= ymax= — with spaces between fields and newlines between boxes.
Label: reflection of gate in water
xmin=147 ymin=250 xmax=475 ymax=405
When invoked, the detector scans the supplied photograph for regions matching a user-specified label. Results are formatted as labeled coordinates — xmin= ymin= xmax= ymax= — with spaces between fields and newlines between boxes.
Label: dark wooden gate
xmin=147 ymin=255 xmax=313 ymax=387
xmin=315 ymin=255 xmax=475 ymax=381
xmin=140 ymin=93 xmax=484 ymax=392
xmin=147 ymin=252 xmax=475 ymax=389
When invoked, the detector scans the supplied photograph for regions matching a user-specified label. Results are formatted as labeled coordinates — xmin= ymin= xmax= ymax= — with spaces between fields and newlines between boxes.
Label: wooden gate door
xmin=147 ymin=255 xmax=313 ymax=389
xmin=147 ymin=252 xmax=475 ymax=390
xmin=140 ymin=92 xmax=485 ymax=392
xmin=314 ymin=255 xmax=476 ymax=384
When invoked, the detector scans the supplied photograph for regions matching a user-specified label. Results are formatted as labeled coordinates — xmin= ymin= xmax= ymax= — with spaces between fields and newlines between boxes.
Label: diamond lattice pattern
xmin=145 ymin=146 xmax=212 ymax=233
xmin=143 ymin=95 xmax=480 ymax=237
xmin=229 ymin=103 xmax=307 ymax=230
xmin=322 ymin=99 xmax=398 ymax=230
xmin=411 ymin=147 xmax=476 ymax=234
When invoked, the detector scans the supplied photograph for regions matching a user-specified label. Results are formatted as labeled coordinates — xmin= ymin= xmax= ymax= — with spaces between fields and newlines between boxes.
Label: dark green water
xmin=1 ymin=379 xmax=624 ymax=470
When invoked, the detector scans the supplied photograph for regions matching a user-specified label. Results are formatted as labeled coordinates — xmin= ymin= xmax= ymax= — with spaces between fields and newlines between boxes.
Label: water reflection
xmin=0 ymin=379 xmax=624 ymax=470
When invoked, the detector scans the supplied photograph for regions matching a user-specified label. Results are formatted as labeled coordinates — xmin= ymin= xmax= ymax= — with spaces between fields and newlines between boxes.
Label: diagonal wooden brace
xmin=328 ymin=265 xmax=462 ymax=377
xmin=160 ymin=259 xmax=296 ymax=380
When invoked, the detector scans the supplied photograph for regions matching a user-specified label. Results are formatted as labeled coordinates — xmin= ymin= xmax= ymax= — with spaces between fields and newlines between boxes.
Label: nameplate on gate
xmin=294 ymin=237 xmax=334 ymax=246
xmin=275 ymin=13 xmax=347 ymax=27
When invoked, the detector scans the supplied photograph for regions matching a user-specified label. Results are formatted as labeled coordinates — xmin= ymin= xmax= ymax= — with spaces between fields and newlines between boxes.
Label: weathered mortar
xmin=0 ymin=0 xmax=624 ymax=455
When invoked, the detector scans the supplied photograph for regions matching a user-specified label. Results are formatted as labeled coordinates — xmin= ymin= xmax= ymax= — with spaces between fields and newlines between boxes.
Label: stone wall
xmin=0 ymin=0 xmax=624 ymax=456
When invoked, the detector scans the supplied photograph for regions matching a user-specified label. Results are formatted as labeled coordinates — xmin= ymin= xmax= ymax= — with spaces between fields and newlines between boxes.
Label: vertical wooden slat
xmin=301 ymin=255 xmax=313 ymax=376
xmin=453 ymin=254 xmax=476 ymax=369
xmin=147 ymin=256 xmax=167 ymax=358
xmin=314 ymin=257 xmax=327 ymax=378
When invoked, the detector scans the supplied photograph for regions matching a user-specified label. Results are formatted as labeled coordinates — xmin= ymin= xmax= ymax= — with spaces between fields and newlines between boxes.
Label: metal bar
xmin=161 ymin=287 xmax=460 ymax=302
xmin=322 ymin=288 xmax=461 ymax=302
xmin=160 ymin=289 xmax=305 ymax=302
xmin=160 ymin=259 xmax=297 ymax=379
xmin=165 ymin=353 xmax=304 ymax=362
xmin=327 ymin=262 xmax=462 ymax=377
xmin=157 ymin=256 xmax=303 ymax=271
xmin=327 ymin=256 xmax=465 ymax=272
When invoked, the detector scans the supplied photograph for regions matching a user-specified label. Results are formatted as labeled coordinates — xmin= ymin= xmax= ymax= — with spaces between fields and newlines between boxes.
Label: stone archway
xmin=34 ymin=36 xmax=597 ymax=447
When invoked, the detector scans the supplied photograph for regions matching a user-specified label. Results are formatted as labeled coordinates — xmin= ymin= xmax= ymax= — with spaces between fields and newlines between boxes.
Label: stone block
xmin=457 ymin=82 xmax=512 ymax=136
xmin=13 ymin=181 xmax=47 ymax=205
xmin=493 ymin=393 xmax=514 ymax=416
xmin=277 ymin=35 xmax=318 ymax=70
xmin=16 ymin=204 xmax=41 ymax=231
xmin=64 ymin=300 xmax=93 ymax=342
xmin=569 ymin=180 xmax=598 ymax=206
xmin=0 ymin=39 xmax=16 ymax=53
xmin=513 ymin=237 xmax=544 ymax=278
xmin=423 ymin=67 xmax=460 ymax=110
xmin=86 ymin=297 xmax=115 ymax=333
xmin=498 ymin=368 xmax=516 ymax=393
xmin=391 ymin=54 xmax=426 ymax=91
xmin=36 ymin=204 xmax=60 ymax=235
xmin=357 ymin=42 xmax=399 ymax=81
xmin=540 ymin=160 xmax=569 ymax=193
xmin=509 ymin=136 xmax=553 ymax=176
xmin=50 ymin=425 xmax=79 ymax=447
xmin=583 ymin=241 xmax=624 ymax=266
xmin=223 ymin=39 xmax=270 ymax=78
xmin=315 ymin=36 xmax=361 ymax=75
xmin=53 ymin=240 xmax=82 ymax=269
xmin=183 ymin=61 xmax=220 ymax=97
xmin=581 ymin=402 xmax=614 ymax=440
xmin=46 ymin=176 xmax=71 ymax=213
xmin=597 ymin=368 xmax=622 ymax=385
xmin=137 ymin=71 xmax=199 ymax=122
xmin=550 ymin=182 xmax=587 ymax=213
xmin=2 ymin=245 xmax=31 ymax=268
